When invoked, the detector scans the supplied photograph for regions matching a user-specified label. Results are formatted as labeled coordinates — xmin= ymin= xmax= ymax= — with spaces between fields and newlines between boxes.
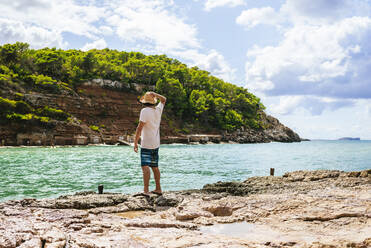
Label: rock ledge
xmin=0 ymin=169 xmax=370 ymax=247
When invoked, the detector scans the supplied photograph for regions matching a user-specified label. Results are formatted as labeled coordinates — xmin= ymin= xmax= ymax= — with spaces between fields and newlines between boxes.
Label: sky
xmin=0 ymin=0 xmax=370 ymax=140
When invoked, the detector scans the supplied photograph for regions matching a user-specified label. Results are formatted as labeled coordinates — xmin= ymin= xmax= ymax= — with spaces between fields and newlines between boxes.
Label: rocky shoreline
xmin=1 ymin=79 xmax=302 ymax=146
xmin=1 ymin=169 xmax=369 ymax=248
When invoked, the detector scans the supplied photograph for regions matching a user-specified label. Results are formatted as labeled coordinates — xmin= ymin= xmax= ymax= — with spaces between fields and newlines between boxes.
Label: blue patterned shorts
xmin=140 ymin=148 xmax=159 ymax=167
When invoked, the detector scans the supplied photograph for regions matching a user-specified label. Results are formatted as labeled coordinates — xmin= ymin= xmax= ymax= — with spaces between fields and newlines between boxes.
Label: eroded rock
xmin=29 ymin=192 xmax=128 ymax=209
xmin=0 ymin=169 xmax=370 ymax=248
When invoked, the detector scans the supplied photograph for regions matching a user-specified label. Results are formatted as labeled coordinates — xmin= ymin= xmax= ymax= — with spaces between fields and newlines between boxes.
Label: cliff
xmin=0 ymin=43 xmax=301 ymax=145
xmin=0 ymin=78 xmax=300 ymax=146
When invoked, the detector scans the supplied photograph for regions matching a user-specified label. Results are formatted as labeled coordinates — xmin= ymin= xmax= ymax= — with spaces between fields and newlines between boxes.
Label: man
xmin=134 ymin=91 xmax=166 ymax=195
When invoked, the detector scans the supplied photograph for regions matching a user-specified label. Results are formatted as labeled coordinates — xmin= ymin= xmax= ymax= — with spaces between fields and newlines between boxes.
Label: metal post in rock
xmin=98 ymin=185 xmax=104 ymax=194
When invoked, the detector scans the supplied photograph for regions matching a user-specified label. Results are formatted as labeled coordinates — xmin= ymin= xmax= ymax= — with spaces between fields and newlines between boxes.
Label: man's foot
xmin=150 ymin=191 xmax=163 ymax=196
xmin=133 ymin=192 xmax=150 ymax=197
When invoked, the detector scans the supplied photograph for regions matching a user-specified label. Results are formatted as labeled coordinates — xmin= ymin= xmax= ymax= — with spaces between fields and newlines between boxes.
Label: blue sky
xmin=1 ymin=0 xmax=371 ymax=139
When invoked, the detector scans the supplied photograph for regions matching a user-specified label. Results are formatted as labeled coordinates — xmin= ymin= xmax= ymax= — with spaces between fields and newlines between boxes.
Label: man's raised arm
xmin=150 ymin=92 xmax=166 ymax=104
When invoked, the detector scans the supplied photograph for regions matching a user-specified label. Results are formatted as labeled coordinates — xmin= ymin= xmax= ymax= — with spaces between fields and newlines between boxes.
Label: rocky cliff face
xmin=222 ymin=113 xmax=301 ymax=143
xmin=0 ymin=79 xmax=301 ymax=146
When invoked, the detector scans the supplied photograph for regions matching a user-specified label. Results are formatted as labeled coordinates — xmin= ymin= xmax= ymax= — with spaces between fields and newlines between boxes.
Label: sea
xmin=0 ymin=140 xmax=370 ymax=202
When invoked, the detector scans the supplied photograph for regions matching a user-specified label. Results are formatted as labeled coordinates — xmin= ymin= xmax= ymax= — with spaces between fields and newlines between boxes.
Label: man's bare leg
xmin=141 ymin=166 xmax=150 ymax=193
xmin=151 ymin=167 xmax=162 ymax=193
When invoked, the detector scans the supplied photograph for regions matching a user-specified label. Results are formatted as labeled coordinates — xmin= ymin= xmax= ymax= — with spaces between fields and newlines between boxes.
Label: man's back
xmin=139 ymin=102 xmax=164 ymax=149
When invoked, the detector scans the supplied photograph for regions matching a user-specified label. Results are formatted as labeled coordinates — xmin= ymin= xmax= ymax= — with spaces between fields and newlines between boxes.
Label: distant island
xmin=338 ymin=137 xmax=361 ymax=141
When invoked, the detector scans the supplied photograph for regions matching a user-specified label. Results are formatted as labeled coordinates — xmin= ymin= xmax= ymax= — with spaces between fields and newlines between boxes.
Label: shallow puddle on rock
xmin=116 ymin=211 xmax=146 ymax=219
xmin=200 ymin=222 xmax=313 ymax=243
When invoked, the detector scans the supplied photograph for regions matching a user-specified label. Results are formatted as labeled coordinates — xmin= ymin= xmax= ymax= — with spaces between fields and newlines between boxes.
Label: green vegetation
xmin=35 ymin=106 xmax=70 ymax=121
xmin=0 ymin=42 xmax=265 ymax=131
xmin=0 ymin=96 xmax=68 ymax=126
xmin=89 ymin=125 xmax=100 ymax=132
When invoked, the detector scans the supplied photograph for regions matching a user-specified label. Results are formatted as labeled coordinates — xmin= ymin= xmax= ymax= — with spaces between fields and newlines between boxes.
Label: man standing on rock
xmin=134 ymin=91 xmax=166 ymax=196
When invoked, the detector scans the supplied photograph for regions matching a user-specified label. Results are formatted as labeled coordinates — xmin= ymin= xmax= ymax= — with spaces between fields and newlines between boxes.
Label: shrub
xmin=6 ymin=113 xmax=50 ymax=125
xmin=223 ymin=109 xmax=244 ymax=131
xmin=89 ymin=125 xmax=99 ymax=132
xmin=6 ymin=113 xmax=33 ymax=121
xmin=36 ymin=106 xmax=69 ymax=121
xmin=181 ymin=127 xmax=190 ymax=134
xmin=15 ymin=100 xmax=32 ymax=114
xmin=0 ymin=73 xmax=11 ymax=84
xmin=0 ymin=96 xmax=16 ymax=114
xmin=15 ymin=92 xmax=24 ymax=99
xmin=31 ymin=74 xmax=60 ymax=93
xmin=39 ymin=116 xmax=50 ymax=123
xmin=0 ymin=65 xmax=10 ymax=74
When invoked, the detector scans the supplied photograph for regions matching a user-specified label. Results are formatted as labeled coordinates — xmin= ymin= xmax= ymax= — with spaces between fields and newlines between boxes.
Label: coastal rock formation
xmin=222 ymin=113 xmax=301 ymax=143
xmin=0 ymin=80 xmax=301 ymax=146
xmin=0 ymin=169 xmax=370 ymax=247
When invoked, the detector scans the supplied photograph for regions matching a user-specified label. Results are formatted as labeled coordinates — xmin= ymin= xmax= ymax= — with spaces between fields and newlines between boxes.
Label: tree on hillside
xmin=33 ymin=49 xmax=65 ymax=80
xmin=156 ymin=77 xmax=187 ymax=117
xmin=0 ymin=42 xmax=266 ymax=131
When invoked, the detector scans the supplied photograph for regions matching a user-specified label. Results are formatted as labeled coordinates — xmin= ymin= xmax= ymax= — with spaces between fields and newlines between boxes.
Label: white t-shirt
xmin=139 ymin=102 xmax=164 ymax=149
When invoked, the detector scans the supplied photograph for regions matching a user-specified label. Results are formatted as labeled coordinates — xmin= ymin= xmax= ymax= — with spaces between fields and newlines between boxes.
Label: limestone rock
xmin=203 ymin=181 xmax=250 ymax=196
xmin=203 ymin=205 xmax=233 ymax=216
xmin=155 ymin=193 xmax=181 ymax=207
xmin=283 ymin=170 xmax=341 ymax=182
xmin=175 ymin=210 xmax=213 ymax=221
xmin=30 ymin=192 xmax=128 ymax=209
xmin=0 ymin=169 xmax=370 ymax=247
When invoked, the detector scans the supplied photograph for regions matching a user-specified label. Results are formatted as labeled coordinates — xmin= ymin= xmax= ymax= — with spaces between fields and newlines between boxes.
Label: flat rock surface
xmin=0 ymin=169 xmax=370 ymax=247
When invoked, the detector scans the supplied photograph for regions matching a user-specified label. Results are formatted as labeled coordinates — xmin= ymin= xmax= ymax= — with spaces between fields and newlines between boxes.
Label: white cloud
xmin=172 ymin=49 xmax=236 ymax=82
xmin=109 ymin=0 xmax=200 ymax=53
xmin=0 ymin=0 xmax=236 ymax=83
xmin=236 ymin=7 xmax=282 ymax=29
xmin=0 ymin=0 xmax=115 ymax=53
xmin=236 ymin=0 xmax=371 ymax=30
xmin=99 ymin=26 xmax=114 ymax=36
xmin=240 ymin=0 xmax=371 ymax=124
xmin=245 ymin=16 xmax=371 ymax=99
xmin=82 ymin=38 xmax=107 ymax=51
xmin=106 ymin=0 xmax=236 ymax=81
xmin=0 ymin=0 xmax=108 ymax=47
xmin=0 ymin=0 xmax=198 ymax=59
xmin=282 ymin=0 xmax=371 ymax=24
xmin=269 ymin=95 xmax=354 ymax=116
xmin=0 ymin=18 xmax=65 ymax=48
xmin=195 ymin=50 xmax=236 ymax=82
xmin=365 ymin=100 xmax=371 ymax=117
xmin=267 ymin=97 xmax=371 ymax=139
xmin=269 ymin=95 xmax=303 ymax=115
xmin=204 ymin=0 xmax=246 ymax=11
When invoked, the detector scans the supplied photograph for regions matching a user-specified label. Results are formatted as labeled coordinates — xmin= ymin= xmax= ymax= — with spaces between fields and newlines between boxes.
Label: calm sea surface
xmin=0 ymin=140 xmax=370 ymax=201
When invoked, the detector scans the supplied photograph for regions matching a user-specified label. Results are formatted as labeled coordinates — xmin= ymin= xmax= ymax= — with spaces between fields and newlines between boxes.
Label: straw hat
xmin=139 ymin=92 xmax=157 ymax=104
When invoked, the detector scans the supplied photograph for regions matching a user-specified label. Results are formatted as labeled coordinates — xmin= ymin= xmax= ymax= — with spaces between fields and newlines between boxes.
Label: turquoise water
xmin=0 ymin=141 xmax=370 ymax=201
